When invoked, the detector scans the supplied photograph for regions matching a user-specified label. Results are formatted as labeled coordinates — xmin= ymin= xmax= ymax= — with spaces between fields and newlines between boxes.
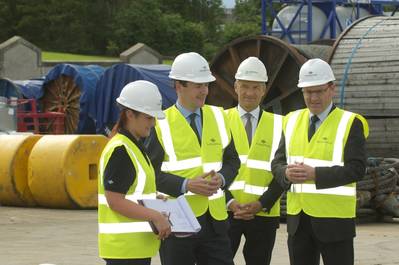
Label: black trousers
xmin=228 ymin=213 xmax=278 ymax=265
xmin=104 ymin=258 xmax=150 ymax=265
xmin=159 ymin=211 xmax=234 ymax=265
xmin=288 ymin=212 xmax=354 ymax=265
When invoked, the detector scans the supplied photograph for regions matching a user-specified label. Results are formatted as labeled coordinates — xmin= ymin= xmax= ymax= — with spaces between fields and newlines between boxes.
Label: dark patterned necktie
xmin=308 ymin=115 xmax=320 ymax=141
xmin=189 ymin=113 xmax=201 ymax=143
xmin=245 ymin=113 xmax=252 ymax=145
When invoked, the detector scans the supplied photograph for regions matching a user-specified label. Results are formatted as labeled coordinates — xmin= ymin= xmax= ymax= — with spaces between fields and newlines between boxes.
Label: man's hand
xmin=229 ymin=201 xmax=262 ymax=220
xmin=228 ymin=200 xmax=242 ymax=213
xmin=187 ymin=171 xmax=219 ymax=196
xmin=208 ymin=171 xmax=223 ymax=190
xmin=285 ymin=163 xmax=316 ymax=183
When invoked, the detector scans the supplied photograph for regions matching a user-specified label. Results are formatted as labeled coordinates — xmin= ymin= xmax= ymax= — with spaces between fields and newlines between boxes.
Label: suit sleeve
xmin=315 ymin=117 xmax=367 ymax=188
xmin=218 ymin=135 xmax=240 ymax=190
xmin=258 ymin=178 xmax=285 ymax=212
xmin=271 ymin=131 xmax=292 ymax=190
xmin=145 ymin=129 xmax=185 ymax=197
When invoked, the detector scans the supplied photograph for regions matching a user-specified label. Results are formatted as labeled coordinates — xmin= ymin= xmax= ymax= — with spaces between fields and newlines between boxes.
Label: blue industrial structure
xmin=261 ymin=0 xmax=399 ymax=43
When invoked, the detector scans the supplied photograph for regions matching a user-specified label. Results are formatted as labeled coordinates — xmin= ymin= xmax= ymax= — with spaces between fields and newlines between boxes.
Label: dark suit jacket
xmin=225 ymin=109 xmax=285 ymax=214
xmin=271 ymin=108 xmax=367 ymax=243
xmin=145 ymin=105 xmax=240 ymax=233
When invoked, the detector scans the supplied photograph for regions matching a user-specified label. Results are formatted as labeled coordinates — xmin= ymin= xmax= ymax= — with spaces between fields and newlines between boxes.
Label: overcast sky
xmin=222 ymin=0 xmax=235 ymax=8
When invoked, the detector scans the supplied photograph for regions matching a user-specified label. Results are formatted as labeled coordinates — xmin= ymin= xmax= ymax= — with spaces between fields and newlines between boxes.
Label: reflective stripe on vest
xmin=161 ymin=159 xmax=222 ymax=173
xmin=99 ymin=222 xmax=153 ymax=234
xmin=186 ymin=188 xmax=224 ymax=200
xmin=229 ymin=181 xmax=269 ymax=196
xmin=290 ymin=184 xmax=355 ymax=196
xmin=98 ymin=193 xmax=157 ymax=205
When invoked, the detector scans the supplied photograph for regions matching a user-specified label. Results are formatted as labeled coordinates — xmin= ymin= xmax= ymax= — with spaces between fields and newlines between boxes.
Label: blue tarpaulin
xmin=13 ymin=79 xmax=45 ymax=99
xmin=44 ymin=64 xmax=105 ymax=134
xmin=0 ymin=78 xmax=44 ymax=100
xmin=94 ymin=64 xmax=176 ymax=134
xmin=0 ymin=78 xmax=22 ymax=99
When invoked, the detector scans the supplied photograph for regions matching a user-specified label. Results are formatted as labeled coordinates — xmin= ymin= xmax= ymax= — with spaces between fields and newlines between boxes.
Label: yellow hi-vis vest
xmin=98 ymin=133 xmax=159 ymax=259
xmin=227 ymin=108 xmax=282 ymax=217
xmin=155 ymin=104 xmax=231 ymax=220
xmin=284 ymin=107 xmax=369 ymax=218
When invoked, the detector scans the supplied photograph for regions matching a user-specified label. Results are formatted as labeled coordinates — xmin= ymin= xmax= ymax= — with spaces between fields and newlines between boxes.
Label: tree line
xmin=0 ymin=0 xmax=264 ymax=59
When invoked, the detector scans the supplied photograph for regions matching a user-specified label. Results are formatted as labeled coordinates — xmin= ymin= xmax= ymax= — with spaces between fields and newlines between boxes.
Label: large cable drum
xmin=329 ymin=16 xmax=399 ymax=157
xmin=208 ymin=35 xmax=307 ymax=115
xmin=42 ymin=64 xmax=105 ymax=134
xmin=0 ymin=135 xmax=42 ymax=206
xmin=28 ymin=135 xmax=108 ymax=208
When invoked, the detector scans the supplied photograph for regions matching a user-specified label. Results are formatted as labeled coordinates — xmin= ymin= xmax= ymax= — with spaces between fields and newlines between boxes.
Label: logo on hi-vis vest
xmin=207 ymin=138 xmax=221 ymax=146
xmin=255 ymin=139 xmax=271 ymax=148
xmin=316 ymin=136 xmax=332 ymax=145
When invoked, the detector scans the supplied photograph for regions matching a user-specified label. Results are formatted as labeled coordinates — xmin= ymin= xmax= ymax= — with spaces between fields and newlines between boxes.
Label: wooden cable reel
xmin=208 ymin=35 xmax=307 ymax=115
xmin=42 ymin=75 xmax=80 ymax=134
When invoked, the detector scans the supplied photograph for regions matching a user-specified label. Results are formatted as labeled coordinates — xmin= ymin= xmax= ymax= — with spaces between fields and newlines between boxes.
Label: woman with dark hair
xmin=98 ymin=80 xmax=171 ymax=265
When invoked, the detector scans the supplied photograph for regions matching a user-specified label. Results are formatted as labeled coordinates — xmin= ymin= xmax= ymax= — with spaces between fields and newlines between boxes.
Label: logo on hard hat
xmin=245 ymin=70 xmax=258 ymax=75
xmin=305 ymin=70 xmax=317 ymax=77
xmin=200 ymin=65 xmax=208 ymax=73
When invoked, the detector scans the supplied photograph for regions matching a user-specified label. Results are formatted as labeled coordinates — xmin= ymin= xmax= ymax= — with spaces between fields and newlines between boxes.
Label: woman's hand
xmin=151 ymin=211 xmax=172 ymax=240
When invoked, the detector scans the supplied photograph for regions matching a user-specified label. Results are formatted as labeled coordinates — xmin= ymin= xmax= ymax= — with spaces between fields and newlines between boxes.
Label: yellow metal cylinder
xmin=0 ymin=135 xmax=42 ymax=206
xmin=28 ymin=135 xmax=108 ymax=208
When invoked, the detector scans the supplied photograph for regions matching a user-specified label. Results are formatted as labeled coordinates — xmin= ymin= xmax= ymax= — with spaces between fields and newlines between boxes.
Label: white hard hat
xmin=116 ymin=80 xmax=165 ymax=119
xmin=297 ymin=58 xmax=335 ymax=88
xmin=235 ymin=57 xmax=268 ymax=82
xmin=169 ymin=52 xmax=216 ymax=83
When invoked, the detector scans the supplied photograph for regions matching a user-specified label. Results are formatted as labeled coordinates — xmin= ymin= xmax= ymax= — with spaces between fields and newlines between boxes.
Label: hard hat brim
xmin=297 ymin=79 xmax=334 ymax=88
xmin=235 ymin=76 xmax=268 ymax=82
xmin=148 ymin=110 xmax=165 ymax=119
xmin=116 ymin=98 xmax=165 ymax=119
xmin=169 ymin=74 xmax=216 ymax=83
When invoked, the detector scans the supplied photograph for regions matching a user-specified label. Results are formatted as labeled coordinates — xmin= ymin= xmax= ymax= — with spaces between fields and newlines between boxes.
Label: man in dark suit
xmin=146 ymin=52 xmax=240 ymax=265
xmin=225 ymin=57 xmax=285 ymax=265
xmin=271 ymin=58 xmax=369 ymax=265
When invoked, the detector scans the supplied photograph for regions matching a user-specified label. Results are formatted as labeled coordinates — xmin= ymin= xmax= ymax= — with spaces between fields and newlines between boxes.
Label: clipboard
xmin=139 ymin=195 xmax=201 ymax=237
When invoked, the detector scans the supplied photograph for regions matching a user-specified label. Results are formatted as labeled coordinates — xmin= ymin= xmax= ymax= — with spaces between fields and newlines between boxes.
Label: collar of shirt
xmin=309 ymin=102 xmax=333 ymax=129
xmin=176 ymin=100 xmax=201 ymax=120
xmin=238 ymin=105 xmax=260 ymax=124
xmin=175 ymin=100 xmax=202 ymax=138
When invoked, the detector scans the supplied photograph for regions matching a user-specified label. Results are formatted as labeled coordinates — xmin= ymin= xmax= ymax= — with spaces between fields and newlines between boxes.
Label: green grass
xmin=42 ymin=51 xmax=118 ymax=61
xmin=163 ymin=59 xmax=173 ymax=65
xmin=43 ymin=51 xmax=172 ymax=65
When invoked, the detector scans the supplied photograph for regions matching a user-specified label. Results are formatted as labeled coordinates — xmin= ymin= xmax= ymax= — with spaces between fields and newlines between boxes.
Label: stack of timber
xmin=329 ymin=16 xmax=399 ymax=157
